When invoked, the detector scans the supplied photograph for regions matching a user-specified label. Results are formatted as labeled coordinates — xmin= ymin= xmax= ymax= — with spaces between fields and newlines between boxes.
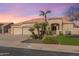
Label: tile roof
xmin=14 ymin=18 xmax=45 ymax=26
xmin=13 ymin=16 xmax=73 ymax=26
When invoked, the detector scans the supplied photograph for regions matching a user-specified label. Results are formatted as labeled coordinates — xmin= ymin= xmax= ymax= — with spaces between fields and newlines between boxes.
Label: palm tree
xmin=40 ymin=10 xmax=51 ymax=23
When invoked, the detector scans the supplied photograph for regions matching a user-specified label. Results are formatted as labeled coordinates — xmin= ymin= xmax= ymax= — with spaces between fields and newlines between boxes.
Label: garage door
xmin=23 ymin=28 xmax=31 ymax=35
xmin=13 ymin=27 xmax=22 ymax=35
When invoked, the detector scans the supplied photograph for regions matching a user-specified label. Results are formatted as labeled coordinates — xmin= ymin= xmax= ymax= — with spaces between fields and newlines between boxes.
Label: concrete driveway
xmin=0 ymin=34 xmax=79 ymax=55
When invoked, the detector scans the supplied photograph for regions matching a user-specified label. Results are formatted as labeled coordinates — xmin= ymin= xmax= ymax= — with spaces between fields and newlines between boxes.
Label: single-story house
xmin=11 ymin=18 xmax=45 ymax=35
xmin=11 ymin=16 xmax=79 ymax=35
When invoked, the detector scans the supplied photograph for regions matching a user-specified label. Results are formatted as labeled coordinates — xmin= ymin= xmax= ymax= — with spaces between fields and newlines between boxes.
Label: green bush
xmin=42 ymin=35 xmax=58 ymax=44
xmin=59 ymin=31 xmax=63 ymax=35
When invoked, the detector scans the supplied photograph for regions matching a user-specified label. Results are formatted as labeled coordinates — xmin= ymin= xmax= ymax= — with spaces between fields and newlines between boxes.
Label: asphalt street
xmin=0 ymin=46 xmax=79 ymax=56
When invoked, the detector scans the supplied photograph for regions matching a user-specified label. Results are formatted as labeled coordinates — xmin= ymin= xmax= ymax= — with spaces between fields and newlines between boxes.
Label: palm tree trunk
xmin=32 ymin=32 xmax=37 ymax=39
xmin=37 ymin=29 xmax=40 ymax=39
xmin=44 ymin=14 xmax=47 ymax=23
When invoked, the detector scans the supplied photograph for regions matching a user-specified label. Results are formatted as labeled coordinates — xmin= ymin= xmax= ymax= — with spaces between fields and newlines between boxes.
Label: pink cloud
xmin=0 ymin=14 xmax=41 ymax=23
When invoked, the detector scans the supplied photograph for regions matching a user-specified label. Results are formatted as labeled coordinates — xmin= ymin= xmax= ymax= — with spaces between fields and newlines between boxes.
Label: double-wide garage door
xmin=13 ymin=27 xmax=31 ymax=35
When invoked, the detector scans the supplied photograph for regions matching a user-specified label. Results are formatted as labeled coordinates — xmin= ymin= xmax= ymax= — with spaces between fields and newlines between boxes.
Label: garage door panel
xmin=14 ymin=28 xmax=22 ymax=34
xmin=23 ymin=28 xmax=31 ymax=35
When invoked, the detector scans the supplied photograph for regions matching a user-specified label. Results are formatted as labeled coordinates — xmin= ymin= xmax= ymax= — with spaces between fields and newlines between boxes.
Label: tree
xmin=47 ymin=26 xmax=52 ymax=35
xmin=40 ymin=22 xmax=48 ymax=37
xmin=40 ymin=10 xmax=51 ymax=23
xmin=29 ymin=27 xmax=37 ymax=39
xmin=34 ymin=23 xmax=41 ymax=39
xmin=66 ymin=4 xmax=79 ymax=21
xmin=29 ymin=10 xmax=51 ymax=39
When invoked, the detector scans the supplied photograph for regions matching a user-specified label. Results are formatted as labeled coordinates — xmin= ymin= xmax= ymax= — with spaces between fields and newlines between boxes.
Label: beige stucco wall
xmin=48 ymin=19 xmax=62 ymax=25
xmin=21 ymin=23 xmax=33 ymax=27
xmin=11 ymin=27 xmax=14 ymax=34
xmin=62 ymin=23 xmax=79 ymax=35
xmin=72 ymin=28 xmax=79 ymax=35
xmin=63 ymin=24 xmax=73 ymax=34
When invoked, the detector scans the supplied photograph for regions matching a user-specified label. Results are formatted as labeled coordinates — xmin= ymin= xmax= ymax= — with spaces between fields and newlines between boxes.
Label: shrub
xmin=42 ymin=35 xmax=58 ymax=44
xmin=65 ymin=31 xmax=71 ymax=35
xmin=59 ymin=31 xmax=63 ymax=35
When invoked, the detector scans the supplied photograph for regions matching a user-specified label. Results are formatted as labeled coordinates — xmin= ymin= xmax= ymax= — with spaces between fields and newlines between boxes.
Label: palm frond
xmin=39 ymin=11 xmax=45 ymax=16
xmin=46 ymin=10 xmax=51 ymax=14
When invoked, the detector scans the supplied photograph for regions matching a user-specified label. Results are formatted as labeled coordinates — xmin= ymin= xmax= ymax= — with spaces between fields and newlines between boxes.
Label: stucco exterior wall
xmin=63 ymin=24 xmax=73 ymax=34
xmin=48 ymin=19 xmax=62 ymax=25
xmin=11 ymin=27 xmax=14 ymax=34
xmin=21 ymin=24 xmax=33 ymax=27
xmin=72 ymin=28 xmax=79 ymax=35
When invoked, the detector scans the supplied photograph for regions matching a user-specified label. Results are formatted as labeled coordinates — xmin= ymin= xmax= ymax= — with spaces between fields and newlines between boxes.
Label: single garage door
xmin=23 ymin=28 xmax=31 ymax=35
xmin=13 ymin=27 xmax=22 ymax=35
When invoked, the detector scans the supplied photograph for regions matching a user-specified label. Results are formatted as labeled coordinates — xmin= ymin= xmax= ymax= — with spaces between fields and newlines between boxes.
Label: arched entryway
xmin=51 ymin=23 xmax=59 ymax=35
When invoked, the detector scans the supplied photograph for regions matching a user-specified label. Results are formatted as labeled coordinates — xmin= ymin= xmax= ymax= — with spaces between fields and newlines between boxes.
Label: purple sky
xmin=0 ymin=3 xmax=77 ymax=16
xmin=0 ymin=3 xmax=78 ymax=23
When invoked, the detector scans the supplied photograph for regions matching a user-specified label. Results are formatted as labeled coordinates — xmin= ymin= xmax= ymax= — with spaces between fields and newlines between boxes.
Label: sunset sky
xmin=0 ymin=3 xmax=78 ymax=23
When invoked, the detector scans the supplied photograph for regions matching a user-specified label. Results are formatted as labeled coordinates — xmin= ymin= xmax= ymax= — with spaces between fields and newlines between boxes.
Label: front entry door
xmin=51 ymin=25 xmax=57 ymax=34
xmin=51 ymin=24 xmax=59 ymax=35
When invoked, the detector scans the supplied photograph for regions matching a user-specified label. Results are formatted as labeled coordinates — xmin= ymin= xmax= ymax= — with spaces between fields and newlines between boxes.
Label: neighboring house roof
xmin=0 ymin=23 xmax=4 ymax=27
xmin=0 ymin=23 xmax=13 ymax=29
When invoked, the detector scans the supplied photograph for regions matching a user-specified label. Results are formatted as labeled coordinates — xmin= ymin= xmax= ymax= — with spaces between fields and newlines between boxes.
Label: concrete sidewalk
xmin=0 ymin=40 xmax=79 ymax=54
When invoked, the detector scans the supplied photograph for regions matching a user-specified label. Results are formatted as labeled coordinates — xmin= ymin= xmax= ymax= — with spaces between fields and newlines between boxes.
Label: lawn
xmin=42 ymin=35 xmax=79 ymax=45
xmin=56 ymin=35 xmax=79 ymax=45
